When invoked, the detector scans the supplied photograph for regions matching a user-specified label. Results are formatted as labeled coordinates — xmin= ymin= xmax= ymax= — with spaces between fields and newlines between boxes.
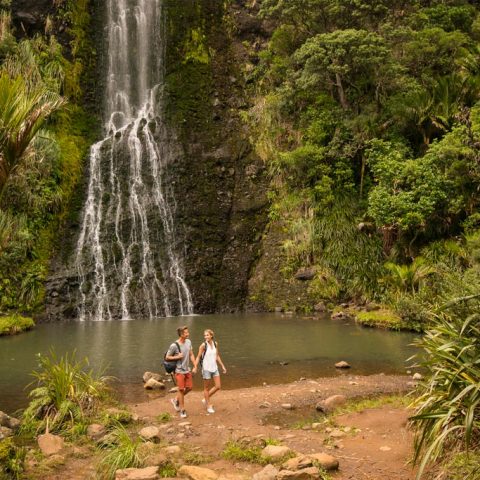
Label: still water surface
xmin=0 ymin=313 xmax=418 ymax=413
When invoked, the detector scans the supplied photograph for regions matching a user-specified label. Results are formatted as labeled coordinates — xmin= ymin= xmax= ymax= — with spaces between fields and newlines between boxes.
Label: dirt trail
xmin=130 ymin=374 xmax=416 ymax=479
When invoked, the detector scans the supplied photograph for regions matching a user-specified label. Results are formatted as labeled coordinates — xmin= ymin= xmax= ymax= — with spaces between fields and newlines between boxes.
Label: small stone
xmin=0 ymin=412 xmax=20 ymax=430
xmin=309 ymin=453 xmax=339 ymax=471
xmin=169 ymin=387 xmax=179 ymax=393
xmin=311 ymin=423 xmax=322 ymax=429
xmin=178 ymin=465 xmax=218 ymax=480
xmin=281 ymin=403 xmax=294 ymax=410
xmin=143 ymin=372 xmax=162 ymax=383
xmin=329 ymin=429 xmax=345 ymax=439
xmin=276 ymin=467 xmax=320 ymax=479
xmin=274 ymin=426 xmax=281 ymax=430
xmin=334 ymin=361 xmax=351 ymax=369
xmin=37 ymin=433 xmax=65 ymax=456
xmin=144 ymin=378 xmax=165 ymax=390
xmin=252 ymin=464 xmax=278 ymax=480
xmin=262 ymin=445 xmax=291 ymax=460
xmin=282 ymin=455 xmax=313 ymax=471
xmin=259 ymin=401 xmax=271 ymax=409
xmin=274 ymin=307 xmax=283 ymax=313
xmin=413 ymin=373 xmax=423 ymax=380
xmin=178 ymin=422 xmax=192 ymax=428
xmin=0 ymin=426 xmax=13 ymax=440
xmin=380 ymin=446 xmax=392 ymax=452
xmin=87 ymin=423 xmax=107 ymax=441
xmin=139 ymin=426 xmax=161 ymax=442
xmin=115 ymin=466 xmax=160 ymax=480
xmin=163 ymin=445 xmax=181 ymax=456
xmin=314 ymin=302 xmax=326 ymax=313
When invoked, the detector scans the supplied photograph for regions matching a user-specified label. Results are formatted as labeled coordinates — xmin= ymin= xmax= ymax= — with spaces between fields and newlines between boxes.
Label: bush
xmin=0 ymin=438 xmax=26 ymax=479
xmin=0 ymin=314 xmax=34 ymax=336
xmin=409 ymin=297 xmax=480 ymax=478
xmin=21 ymin=351 xmax=111 ymax=435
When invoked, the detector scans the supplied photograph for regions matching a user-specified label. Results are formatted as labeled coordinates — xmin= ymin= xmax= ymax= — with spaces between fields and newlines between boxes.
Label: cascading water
xmin=75 ymin=0 xmax=193 ymax=321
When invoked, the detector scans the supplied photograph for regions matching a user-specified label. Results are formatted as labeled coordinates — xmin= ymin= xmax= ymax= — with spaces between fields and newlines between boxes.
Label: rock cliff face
xmin=34 ymin=0 xmax=269 ymax=319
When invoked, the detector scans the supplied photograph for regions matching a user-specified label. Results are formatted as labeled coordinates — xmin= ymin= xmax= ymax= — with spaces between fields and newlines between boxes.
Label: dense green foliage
xmin=249 ymin=0 xmax=480 ymax=329
xmin=410 ymin=296 xmax=480 ymax=479
xmin=0 ymin=2 xmax=96 ymax=315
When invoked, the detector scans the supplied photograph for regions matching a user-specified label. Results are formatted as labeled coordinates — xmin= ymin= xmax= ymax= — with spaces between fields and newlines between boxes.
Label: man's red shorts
xmin=175 ymin=372 xmax=193 ymax=390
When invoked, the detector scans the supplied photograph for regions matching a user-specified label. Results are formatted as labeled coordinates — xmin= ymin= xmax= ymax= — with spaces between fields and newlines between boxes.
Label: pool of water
xmin=0 ymin=313 xmax=418 ymax=413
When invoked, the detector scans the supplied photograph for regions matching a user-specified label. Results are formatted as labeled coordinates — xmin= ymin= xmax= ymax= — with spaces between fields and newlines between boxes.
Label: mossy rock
xmin=0 ymin=315 xmax=34 ymax=336
xmin=355 ymin=309 xmax=407 ymax=330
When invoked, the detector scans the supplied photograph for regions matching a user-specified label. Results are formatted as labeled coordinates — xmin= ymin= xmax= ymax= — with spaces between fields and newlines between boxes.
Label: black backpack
xmin=163 ymin=341 xmax=181 ymax=374
xmin=199 ymin=340 xmax=217 ymax=368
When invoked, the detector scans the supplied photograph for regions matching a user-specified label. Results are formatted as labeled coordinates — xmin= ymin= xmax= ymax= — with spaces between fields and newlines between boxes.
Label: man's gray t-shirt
xmin=167 ymin=339 xmax=192 ymax=374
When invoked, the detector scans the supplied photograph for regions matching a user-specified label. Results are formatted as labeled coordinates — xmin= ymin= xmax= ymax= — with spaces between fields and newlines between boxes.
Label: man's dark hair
xmin=177 ymin=325 xmax=188 ymax=336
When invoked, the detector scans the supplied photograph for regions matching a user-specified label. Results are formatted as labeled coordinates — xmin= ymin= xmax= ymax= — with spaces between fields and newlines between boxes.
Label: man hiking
xmin=165 ymin=326 xmax=197 ymax=418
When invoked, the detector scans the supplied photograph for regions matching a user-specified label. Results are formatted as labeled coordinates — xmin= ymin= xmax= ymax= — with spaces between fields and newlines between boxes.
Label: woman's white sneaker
xmin=207 ymin=406 xmax=215 ymax=414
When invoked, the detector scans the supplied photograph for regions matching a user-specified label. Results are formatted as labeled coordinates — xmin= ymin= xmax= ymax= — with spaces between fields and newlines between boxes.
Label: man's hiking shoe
xmin=207 ymin=406 xmax=215 ymax=414
xmin=170 ymin=398 xmax=180 ymax=412
xmin=180 ymin=410 xmax=188 ymax=419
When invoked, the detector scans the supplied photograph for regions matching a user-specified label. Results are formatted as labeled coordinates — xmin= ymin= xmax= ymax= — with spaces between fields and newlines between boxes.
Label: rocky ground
xmin=15 ymin=373 xmax=418 ymax=480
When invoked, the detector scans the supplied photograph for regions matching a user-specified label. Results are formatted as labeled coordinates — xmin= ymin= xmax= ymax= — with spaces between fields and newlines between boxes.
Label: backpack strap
xmin=174 ymin=341 xmax=181 ymax=355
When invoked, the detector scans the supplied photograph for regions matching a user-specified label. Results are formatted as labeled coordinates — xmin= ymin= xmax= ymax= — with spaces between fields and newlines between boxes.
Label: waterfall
xmin=75 ymin=0 xmax=193 ymax=320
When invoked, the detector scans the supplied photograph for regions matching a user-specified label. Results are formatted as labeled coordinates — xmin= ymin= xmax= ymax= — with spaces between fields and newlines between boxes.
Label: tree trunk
xmin=335 ymin=72 xmax=349 ymax=110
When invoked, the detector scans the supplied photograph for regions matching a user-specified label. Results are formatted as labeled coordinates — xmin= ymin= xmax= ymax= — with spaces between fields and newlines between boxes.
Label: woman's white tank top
xmin=202 ymin=341 xmax=217 ymax=371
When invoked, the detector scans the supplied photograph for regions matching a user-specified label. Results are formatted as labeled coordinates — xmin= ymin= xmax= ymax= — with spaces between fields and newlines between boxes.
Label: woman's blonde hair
xmin=204 ymin=329 xmax=214 ymax=338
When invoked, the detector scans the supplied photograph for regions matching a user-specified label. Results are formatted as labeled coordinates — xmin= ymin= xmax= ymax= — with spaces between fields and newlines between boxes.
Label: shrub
xmin=21 ymin=350 xmax=111 ymax=435
xmin=0 ymin=438 xmax=26 ymax=479
xmin=222 ymin=440 xmax=265 ymax=465
xmin=409 ymin=297 xmax=480 ymax=478
xmin=0 ymin=314 xmax=34 ymax=335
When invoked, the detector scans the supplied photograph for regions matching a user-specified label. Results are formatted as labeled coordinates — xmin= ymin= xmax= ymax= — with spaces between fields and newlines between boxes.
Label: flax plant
xmin=410 ymin=297 xmax=480 ymax=478
xmin=21 ymin=350 xmax=111 ymax=435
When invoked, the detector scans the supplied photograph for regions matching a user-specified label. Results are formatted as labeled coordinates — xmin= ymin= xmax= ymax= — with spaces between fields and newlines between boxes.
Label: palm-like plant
xmin=0 ymin=73 xmax=65 ymax=197
xmin=384 ymin=256 xmax=435 ymax=294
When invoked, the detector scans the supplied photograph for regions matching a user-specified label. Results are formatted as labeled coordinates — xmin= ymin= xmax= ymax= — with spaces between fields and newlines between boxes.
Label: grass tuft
xmin=0 ymin=314 xmax=34 ymax=336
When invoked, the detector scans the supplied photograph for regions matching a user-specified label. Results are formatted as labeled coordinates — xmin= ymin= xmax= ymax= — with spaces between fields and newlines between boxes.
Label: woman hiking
xmin=195 ymin=329 xmax=226 ymax=414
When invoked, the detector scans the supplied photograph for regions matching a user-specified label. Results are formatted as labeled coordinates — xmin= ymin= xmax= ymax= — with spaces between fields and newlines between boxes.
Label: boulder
xmin=37 ymin=433 xmax=65 ymax=456
xmin=0 ymin=411 xmax=20 ymax=430
xmin=252 ymin=464 xmax=279 ymax=480
xmin=308 ymin=453 xmax=339 ymax=471
xmin=139 ymin=426 xmax=161 ymax=442
xmin=282 ymin=455 xmax=313 ymax=471
xmin=115 ymin=466 xmax=160 ymax=480
xmin=178 ymin=465 xmax=218 ymax=480
xmin=294 ymin=268 xmax=315 ymax=281
xmin=261 ymin=445 xmax=291 ymax=460
xmin=331 ymin=312 xmax=346 ymax=320
xmin=87 ymin=423 xmax=107 ymax=442
xmin=144 ymin=378 xmax=165 ymax=390
xmin=143 ymin=372 xmax=163 ymax=383
xmin=276 ymin=467 xmax=320 ymax=479
xmin=0 ymin=426 xmax=13 ymax=440
xmin=334 ymin=361 xmax=351 ymax=369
